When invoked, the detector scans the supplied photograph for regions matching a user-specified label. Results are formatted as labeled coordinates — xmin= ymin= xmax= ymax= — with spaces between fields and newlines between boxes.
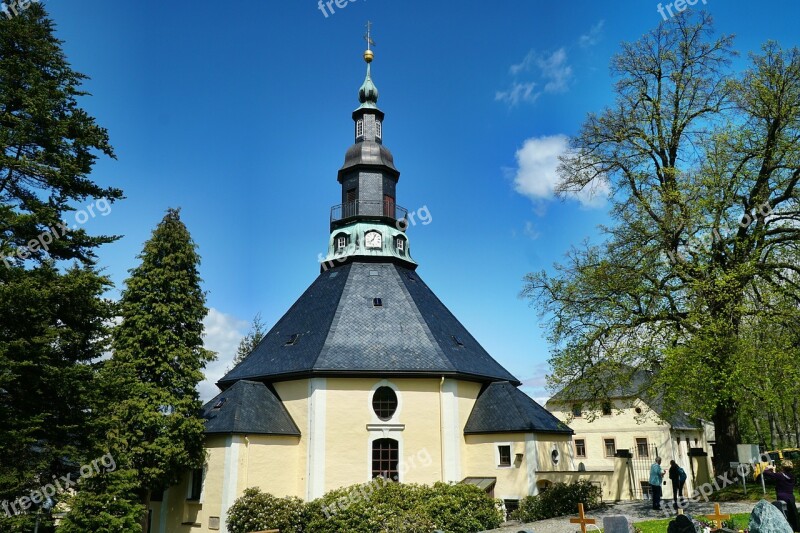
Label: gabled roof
xmin=202 ymin=380 xmax=300 ymax=436
xmin=218 ymin=262 xmax=519 ymax=387
xmin=464 ymin=381 xmax=573 ymax=435
xmin=546 ymin=365 xmax=701 ymax=430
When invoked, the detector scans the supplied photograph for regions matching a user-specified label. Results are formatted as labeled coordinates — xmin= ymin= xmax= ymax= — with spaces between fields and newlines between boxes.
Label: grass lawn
xmin=633 ymin=512 xmax=750 ymax=533
xmin=710 ymin=483 xmax=800 ymax=503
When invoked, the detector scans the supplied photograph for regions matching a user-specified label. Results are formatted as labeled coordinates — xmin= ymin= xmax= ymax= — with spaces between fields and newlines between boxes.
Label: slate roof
xmin=219 ymin=262 xmax=519 ymax=387
xmin=547 ymin=365 xmax=701 ymax=430
xmin=202 ymin=380 xmax=300 ymax=436
xmin=464 ymin=381 xmax=573 ymax=435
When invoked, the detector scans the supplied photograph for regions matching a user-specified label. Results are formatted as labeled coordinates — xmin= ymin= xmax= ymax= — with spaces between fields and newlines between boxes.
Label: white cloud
xmin=509 ymin=50 xmax=536 ymax=76
xmin=538 ymin=48 xmax=572 ymax=94
xmin=497 ymin=48 xmax=573 ymax=107
xmin=511 ymin=134 xmax=609 ymax=209
xmin=579 ymin=20 xmax=605 ymax=48
xmin=495 ymin=82 xmax=539 ymax=107
xmin=523 ymin=221 xmax=541 ymax=240
xmin=198 ymin=308 xmax=250 ymax=402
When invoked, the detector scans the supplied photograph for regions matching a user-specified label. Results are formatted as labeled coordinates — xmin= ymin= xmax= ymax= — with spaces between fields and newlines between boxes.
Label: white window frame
xmin=496 ymin=443 xmax=513 ymax=469
xmin=376 ymin=119 xmax=382 ymax=139
xmin=336 ymin=235 xmax=347 ymax=252
xmin=356 ymin=119 xmax=364 ymax=138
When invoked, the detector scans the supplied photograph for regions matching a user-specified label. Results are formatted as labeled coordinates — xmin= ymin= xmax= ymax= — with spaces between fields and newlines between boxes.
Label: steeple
xmin=357 ymin=23 xmax=379 ymax=109
xmin=322 ymin=24 xmax=416 ymax=272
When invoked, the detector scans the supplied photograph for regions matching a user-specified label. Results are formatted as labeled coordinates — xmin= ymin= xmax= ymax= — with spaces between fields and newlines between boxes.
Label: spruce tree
xmin=0 ymin=4 xmax=121 ymax=530
xmin=231 ymin=312 xmax=267 ymax=367
xmin=63 ymin=208 xmax=215 ymax=531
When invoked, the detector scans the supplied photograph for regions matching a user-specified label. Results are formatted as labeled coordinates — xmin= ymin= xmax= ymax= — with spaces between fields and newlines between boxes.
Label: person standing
xmin=763 ymin=461 xmax=798 ymax=531
xmin=650 ymin=457 xmax=665 ymax=511
xmin=668 ymin=460 xmax=687 ymax=508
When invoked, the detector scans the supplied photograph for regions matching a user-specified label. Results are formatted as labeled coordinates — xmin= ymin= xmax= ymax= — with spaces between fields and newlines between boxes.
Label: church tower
xmin=322 ymin=32 xmax=415 ymax=271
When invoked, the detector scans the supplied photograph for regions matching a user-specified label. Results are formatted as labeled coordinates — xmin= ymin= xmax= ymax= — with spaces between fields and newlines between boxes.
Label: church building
xmin=149 ymin=41 xmax=576 ymax=533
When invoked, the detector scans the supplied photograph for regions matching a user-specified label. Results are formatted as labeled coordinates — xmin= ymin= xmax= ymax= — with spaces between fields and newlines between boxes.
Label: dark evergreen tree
xmin=0 ymin=4 xmax=122 ymax=531
xmin=231 ymin=312 xmax=267 ymax=367
xmin=62 ymin=209 xmax=215 ymax=531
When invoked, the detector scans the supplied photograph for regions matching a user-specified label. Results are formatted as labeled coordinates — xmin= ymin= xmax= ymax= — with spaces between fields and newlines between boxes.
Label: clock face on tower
xmin=364 ymin=231 xmax=382 ymax=249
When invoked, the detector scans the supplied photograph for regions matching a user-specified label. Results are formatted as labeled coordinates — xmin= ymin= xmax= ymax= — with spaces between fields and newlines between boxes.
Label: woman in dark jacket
xmin=764 ymin=461 xmax=798 ymax=531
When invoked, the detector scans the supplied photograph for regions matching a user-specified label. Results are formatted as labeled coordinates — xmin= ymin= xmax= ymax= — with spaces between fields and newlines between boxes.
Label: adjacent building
xmin=545 ymin=367 xmax=715 ymax=500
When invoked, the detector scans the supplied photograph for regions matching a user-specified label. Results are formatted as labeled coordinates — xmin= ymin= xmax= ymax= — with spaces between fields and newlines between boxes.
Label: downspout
xmin=439 ymin=376 xmax=445 ymax=481
xmin=244 ymin=435 xmax=250 ymax=489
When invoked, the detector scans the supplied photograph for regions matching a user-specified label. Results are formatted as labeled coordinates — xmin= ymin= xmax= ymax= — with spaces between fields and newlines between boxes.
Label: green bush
xmin=228 ymin=479 xmax=504 ymax=533
xmin=226 ymin=487 xmax=307 ymax=533
xmin=306 ymin=478 xmax=502 ymax=533
xmin=511 ymin=480 xmax=601 ymax=522
xmin=420 ymin=482 xmax=504 ymax=533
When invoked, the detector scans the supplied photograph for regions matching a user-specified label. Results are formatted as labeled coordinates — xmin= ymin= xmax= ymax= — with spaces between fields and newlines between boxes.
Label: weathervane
xmin=364 ymin=21 xmax=375 ymax=51
xmin=363 ymin=21 xmax=375 ymax=63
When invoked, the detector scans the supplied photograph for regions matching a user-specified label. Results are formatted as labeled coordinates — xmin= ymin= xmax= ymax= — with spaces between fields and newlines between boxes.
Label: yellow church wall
xmin=463 ymin=433 xmax=532 ymax=500
xmin=148 ymin=435 xmax=226 ymax=533
xmin=272 ymin=378 xmax=310 ymax=496
xmin=151 ymin=434 xmax=302 ymax=533
xmin=239 ymin=435 xmax=303 ymax=498
xmin=323 ymin=377 xmax=443 ymax=491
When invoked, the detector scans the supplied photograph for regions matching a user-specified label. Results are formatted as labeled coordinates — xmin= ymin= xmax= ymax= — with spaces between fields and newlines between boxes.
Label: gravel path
xmin=484 ymin=500 xmax=757 ymax=533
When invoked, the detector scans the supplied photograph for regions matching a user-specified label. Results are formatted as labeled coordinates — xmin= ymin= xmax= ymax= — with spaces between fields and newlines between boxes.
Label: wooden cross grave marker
xmin=706 ymin=503 xmax=731 ymax=529
xmin=570 ymin=503 xmax=596 ymax=533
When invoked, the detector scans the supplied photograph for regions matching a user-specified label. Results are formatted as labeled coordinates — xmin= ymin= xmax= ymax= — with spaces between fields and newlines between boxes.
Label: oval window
xmin=372 ymin=386 xmax=398 ymax=420
xmin=551 ymin=449 xmax=560 ymax=465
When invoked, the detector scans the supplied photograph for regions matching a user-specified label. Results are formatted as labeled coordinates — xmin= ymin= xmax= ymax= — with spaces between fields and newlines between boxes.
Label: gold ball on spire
xmin=363 ymin=49 xmax=374 ymax=63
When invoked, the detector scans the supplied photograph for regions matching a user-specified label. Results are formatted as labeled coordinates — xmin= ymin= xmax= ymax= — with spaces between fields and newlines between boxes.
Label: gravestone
xmin=667 ymin=514 xmax=695 ymax=533
xmin=749 ymin=499 xmax=793 ymax=533
xmin=603 ymin=515 xmax=630 ymax=533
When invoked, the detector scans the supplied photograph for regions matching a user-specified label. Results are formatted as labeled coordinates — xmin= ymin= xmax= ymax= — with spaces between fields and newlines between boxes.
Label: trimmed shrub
xmin=228 ymin=480 xmax=504 ymax=533
xmin=511 ymin=480 xmax=601 ymax=522
xmin=226 ymin=487 xmax=307 ymax=533
xmin=420 ymin=482 xmax=504 ymax=533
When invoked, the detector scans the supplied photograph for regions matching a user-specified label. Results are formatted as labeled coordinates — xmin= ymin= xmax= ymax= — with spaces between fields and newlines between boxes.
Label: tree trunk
xmin=768 ymin=413 xmax=776 ymax=448
xmin=140 ymin=490 xmax=151 ymax=533
xmin=754 ymin=417 xmax=765 ymax=447
xmin=712 ymin=401 xmax=741 ymax=475
xmin=793 ymin=399 xmax=800 ymax=447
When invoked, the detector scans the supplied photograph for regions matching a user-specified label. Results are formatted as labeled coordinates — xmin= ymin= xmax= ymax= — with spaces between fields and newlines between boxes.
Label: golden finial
xmin=363 ymin=20 xmax=374 ymax=63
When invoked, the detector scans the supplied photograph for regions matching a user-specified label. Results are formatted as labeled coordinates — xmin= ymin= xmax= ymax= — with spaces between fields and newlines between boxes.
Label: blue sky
xmin=41 ymin=0 xmax=800 ymax=401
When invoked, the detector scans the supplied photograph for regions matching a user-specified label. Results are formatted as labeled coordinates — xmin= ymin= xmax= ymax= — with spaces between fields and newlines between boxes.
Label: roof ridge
xmin=313 ymin=264 xmax=353 ymax=368
xmin=389 ymin=264 xmax=453 ymax=370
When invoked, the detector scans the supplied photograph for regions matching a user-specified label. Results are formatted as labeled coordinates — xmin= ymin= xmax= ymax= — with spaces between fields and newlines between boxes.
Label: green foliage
xmin=0 ymin=5 xmax=122 ymax=529
xmin=227 ymin=481 xmax=504 ymax=533
xmin=510 ymin=481 xmax=601 ymax=522
xmin=62 ymin=209 xmax=215 ymax=530
xmin=230 ymin=312 xmax=267 ymax=368
xmin=58 ymin=467 xmax=144 ymax=533
xmin=523 ymin=10 xmax=800 ymax=471
xmin=227 ymin=488 xmax=308 ymax=533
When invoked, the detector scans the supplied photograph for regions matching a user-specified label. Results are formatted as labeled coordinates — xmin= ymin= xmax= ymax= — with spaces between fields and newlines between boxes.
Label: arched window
xmin=372 ymin=438 xmax=399 ymax=480
xmin=372 ymin=386 xmax=397 ymax=420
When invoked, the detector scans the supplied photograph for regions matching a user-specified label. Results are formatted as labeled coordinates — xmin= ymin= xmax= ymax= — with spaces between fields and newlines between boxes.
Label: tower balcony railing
xmin=330 ymin=200 xmax=408 ymax=229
